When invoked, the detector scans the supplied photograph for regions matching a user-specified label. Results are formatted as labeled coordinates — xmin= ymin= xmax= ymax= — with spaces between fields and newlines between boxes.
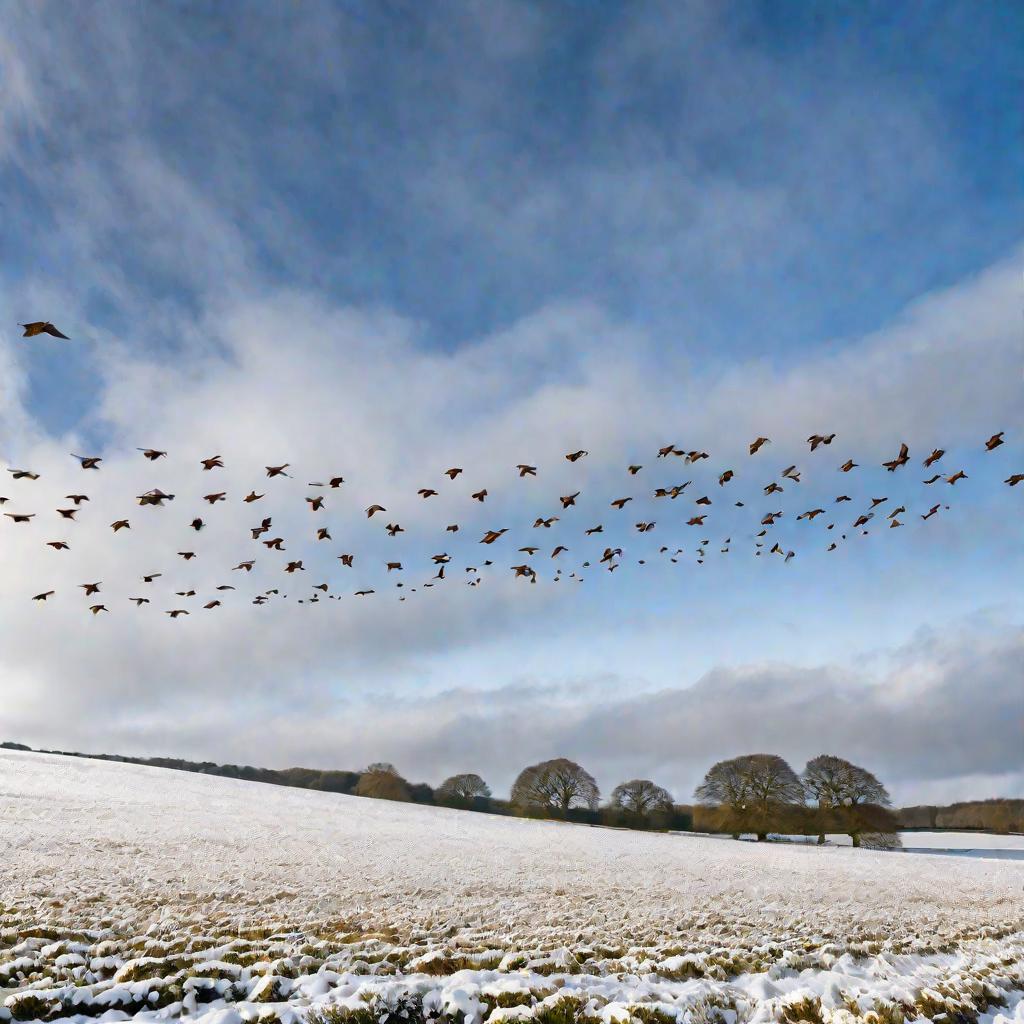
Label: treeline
xmin=3 ymin=740 xmax=1018 ymax=837
xmin=898 ymin=799 xmax=1024 ymax=833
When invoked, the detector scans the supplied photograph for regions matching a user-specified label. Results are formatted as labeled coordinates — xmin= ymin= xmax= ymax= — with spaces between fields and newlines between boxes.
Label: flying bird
xmin=946 ymin=470 xmax=967 ymax=485
xmin=46 ymin=540 xmax=69 ymax=550
xmin=243 ymin=492 xmax=264 ymax=503
xmin=33 ymin=591 xmax=55 ymax=601
xmin=80 ymin=583 xmax=102 ymax=596
xmin=8 ymin=469 xmax=40 ymax=481
xmin=203 ymin=492 xmax=226 ymax=504
xmin=138 ymin=448 xmax=166 ymax=461
xmin=749 ymin=437 xmax=770 ymax=455
xmin=111 ymin=520 xmax=130 ymax=532
xmin=882 ymin=443 xmax=909 ymax=471
xmin=21 ymin=321 xmax=70 ymax=339
xmin=923 ymin=449 xmax=945 ymax=467
xmin=4 ymin=513 xmax=34 ymax=523
xmin=366 ymin=504 xmax=386 ymax=517
xmin=471 ymin=489 xmax=488 ymax=502
xmin=480 ymin=529 xmax=507 ymax=544
xmin=266 ymin=464 xmax=291 ymax=478
xmin=200 ymin=456 xmax=224 ymax=471
xmin=517 ymin=464 xmax=537 ymax=477
xmin=89 ymin=605 xmax=108 ymax=615
xmin=839 ymin=459 xmax=857 ymax=473
xmin=985 ymin=432 xmax=1005 ymax=451
xmin=610 ymin=497 xmax=632 ymax=509
xmin=418 ymin=488 xmax=438 ymax=498
xmin=445 ymin=468 xmax=463 ymax=479
xmin=71 ymin=454 xmax=102 ymax=470
xmin=66 ymin=494 xmax=89 ymax=504
xmin=560 ymin=492 xmax=580 ymax=508
xmin=565 ymin=450 xmax=588 ymax=462
xmin=808 ymin=434 xmax=836 ymax=451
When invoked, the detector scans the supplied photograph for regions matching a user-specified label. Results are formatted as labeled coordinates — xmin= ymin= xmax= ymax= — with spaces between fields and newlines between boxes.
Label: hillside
xmin=2 ymin=750 xmax=1023 ymax=1024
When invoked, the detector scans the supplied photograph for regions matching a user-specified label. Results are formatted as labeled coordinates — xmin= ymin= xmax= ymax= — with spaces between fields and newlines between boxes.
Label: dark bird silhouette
xmin=471 ymin=489 xmax=488 ymax=502
xmin=882 ymin=443 xmax=909 ymax=471
xmin=66 ymin=494 xmax=89 ymax=504
xmin=4 ymin=513 xmax=35 ymax=523
xmin=366 ymin=504 xmax=386 ymax=517
xmin=307 ymin=496 xmax=325 ymax=511
xmin=89 ymin=605 xmax=108 ymax=615
xmin=749 ymin=437 xmax=770 ymax=455
xmin=480 ymin=529 xmax=507 ymax=544
xmin=203 ymin=492 xmax=226 ymax=504
xmin=921 ymin=504 xmax=941 ymax=520
xmin=585 ymin=525 xmax=603 ymax=535
xmin=80 ymin=583 xmax=102 ymax=596
xmin=190 ymin=518 xmax=204 ymax=531
xmin=718 ymin=470 xmax=734 ymax=485
xmin=566 ymin=450 xmax=588 ymax=462
xmin=204 ymin=601 xmax=221 ymax=610
xmin=534 ymin=516 xmax=558 ymax=528
xmin=46 ymin=540 xmax=69 ymax=550
xmin=129 ymin=597 xmax=150 ymax=606
xmin=797 ymin=509 xmax=826 ymax=521
xmin=808 ymin=434 xmax=836 ymax=451
xmin=1005 ymin=474 xmax=1023 ymax=487
xmin=21 ymin=321 xmax=70 ymax=339
xmin=560 ymin=492 xmax=580 ymax=508
xmin=166 ymin=609 xmax=189 ymax=618
xmin=200 ymin=456 xmax=224 ymax=471
xmin=137 ymin=489 xmax=174 ymax=506
xmin=266 ymin=464 xmax=290 ymax=478
xmin=338 ymin=554 xmax=354 ymax=567
xmin=71 ymin=454 xmax=102 ymax=470
xmin=517 ymin=464 xmax=537 ymax=477
xmin=686 ymin=515 xmax=706 ymax=526
xmin=8 ymin=469 xmax=40 ymax=480
xmin=178 ymin=551 xmax=196 ymax=560
xmin=111 ymin=520 xmax=130 ymax=532
xmin=446 ymin=524 xmax=459 ymax=533
xmin=138 ymin=448 xmax=166 ymax=461
xmin=284 ymin=561 xmax=305 ymax=573
xmin=243 ymin=492 xmax=264 ymax=503
xmin=985 ymin=432 xmax=1005 ymax=451
xmin=610 ymin=497 xmax=632 ymax=509
xmin=329 ymin=476 xmax=345 ymax=488
xmin=386 ymin=562 xmax=403 ymax=572
xmin=418 ymin=488 xmax=438 ymax=498
xmin=923 ymin=449 xmax=945 ymax=467
xmin=946 ymin=470 xmax=967 ymax=485
xmin=142 ymin=573 xmax=162 ymax=583
xmin=839 ymin=459 xmax=857 ymax=473
xmin=386 ymin=523 xmax=404 ymax=536
xmin=33 ymin=591 xmax=55 ymax=601
xmin=445 ymin=468 xmax=463 ymax=479
xmin=316 ymin=527 xmax=331 ymax=541
xmin=628 ymin=465 xmax=643 ymax=475
xmin=764 ymin=482 xmax=783 ymax=495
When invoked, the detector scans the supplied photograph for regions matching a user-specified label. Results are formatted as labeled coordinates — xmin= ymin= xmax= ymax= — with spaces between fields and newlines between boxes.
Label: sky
xmin=1 ymin=0 xmax=1022 ymax=806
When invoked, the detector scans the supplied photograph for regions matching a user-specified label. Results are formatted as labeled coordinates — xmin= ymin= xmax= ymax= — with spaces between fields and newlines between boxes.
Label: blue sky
xmin=0 ymin=1 xmax=1021 ymax=803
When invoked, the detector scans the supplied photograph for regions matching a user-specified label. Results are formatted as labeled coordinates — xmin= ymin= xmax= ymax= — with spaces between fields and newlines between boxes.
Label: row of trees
xmin=8 ymin=741 xmax=953 ymax=841
xmin=695 ymin=752 xmax=898 ymax=846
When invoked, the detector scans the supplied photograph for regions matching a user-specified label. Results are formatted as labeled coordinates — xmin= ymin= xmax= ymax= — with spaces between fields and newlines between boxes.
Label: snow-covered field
xmin=2 ymin=751 xmax=1022 ymax=1024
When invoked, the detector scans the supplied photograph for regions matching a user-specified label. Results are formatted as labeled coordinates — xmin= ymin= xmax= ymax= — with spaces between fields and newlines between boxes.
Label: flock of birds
xmin=8 ymin=321 xmax=1021 ymax=618
xmin=8 ymin=319 xmax=1024 ymax=614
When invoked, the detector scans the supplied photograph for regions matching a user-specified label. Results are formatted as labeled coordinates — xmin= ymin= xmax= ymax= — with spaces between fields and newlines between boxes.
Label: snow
xmin=2 ymin=750 xmax=1022 ymax=1024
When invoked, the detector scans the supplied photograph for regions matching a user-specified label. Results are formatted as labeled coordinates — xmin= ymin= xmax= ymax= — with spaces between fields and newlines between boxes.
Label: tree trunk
xmin=757 ymin=832 xmax=767 ymax=842
xmin=850 ymin=832 xmax=860 ymax=848
xmin=817 ymin=832 xmax=826 ymax=845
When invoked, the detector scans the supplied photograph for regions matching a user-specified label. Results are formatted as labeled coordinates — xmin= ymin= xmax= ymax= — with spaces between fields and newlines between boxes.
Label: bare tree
xmin=610 ymin=779 xmax=674 ymax=822
xmin=803 ymin=755 xmax=892 ymax=847
xmin=363 ymin=761 xmax=400 ymax=776
xmin=696 ymin=754 xmax=804 ymax=840
xmin=436 ymin=773 xmax=491 ymax=804
xmin=511 ymin=758 xmax=600 ymax=814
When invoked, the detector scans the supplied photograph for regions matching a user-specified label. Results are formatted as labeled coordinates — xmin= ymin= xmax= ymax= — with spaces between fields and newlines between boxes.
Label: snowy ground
xmin=2 ymin=751 xmax=1022 ymax=1024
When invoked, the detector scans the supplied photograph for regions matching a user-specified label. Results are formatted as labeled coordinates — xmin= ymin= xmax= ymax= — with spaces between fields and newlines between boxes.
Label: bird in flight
xmin=808 ymin=434 xmax=836 ymax=451
xmin=71 ymin=454 xmax=102 ymax=470
xmin=33 ymin=591 xmax=55 ymax=601
xmin=8 ymin=469 xmax=40 ymax=481
xmin=201 ymin=455 xmax=224 ymax=471
xmin=882 ymin=443 xmax=909 ymax=471
xmin=266 ymin=464 xmax=290 ymax=478
xmin=21 ymin=321 xmax=70 ymax=339
xmin=517 ymin=464 xmax=537 ymax=477
xmin=749 ymin=437 xmax=770 ymax=455
xmin=138 ymin=448 xmax=167 ymax=461
xmin=566 ymin=450 xmax=588 ymax=462
xmin=985 ymin=432 xmax=1005 ymax=451
xmin=111 ymin=520 xmax=130 ymax=532
xmin=923 ymin=449 xmax=945 ymax=467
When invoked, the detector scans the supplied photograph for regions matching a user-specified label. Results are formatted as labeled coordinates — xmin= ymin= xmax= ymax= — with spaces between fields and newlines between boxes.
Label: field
xmin=2 ymin=751 xmax=1022 ymax=1024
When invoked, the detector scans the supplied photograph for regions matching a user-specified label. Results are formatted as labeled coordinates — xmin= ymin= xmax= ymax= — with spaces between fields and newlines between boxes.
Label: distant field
xmin=2 ymin=750 xmax=1022 ymax=1024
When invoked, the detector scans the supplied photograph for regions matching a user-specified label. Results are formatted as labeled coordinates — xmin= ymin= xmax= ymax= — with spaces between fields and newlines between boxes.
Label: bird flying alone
xmin=21 ymin=321 xmax=70 ymax=339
